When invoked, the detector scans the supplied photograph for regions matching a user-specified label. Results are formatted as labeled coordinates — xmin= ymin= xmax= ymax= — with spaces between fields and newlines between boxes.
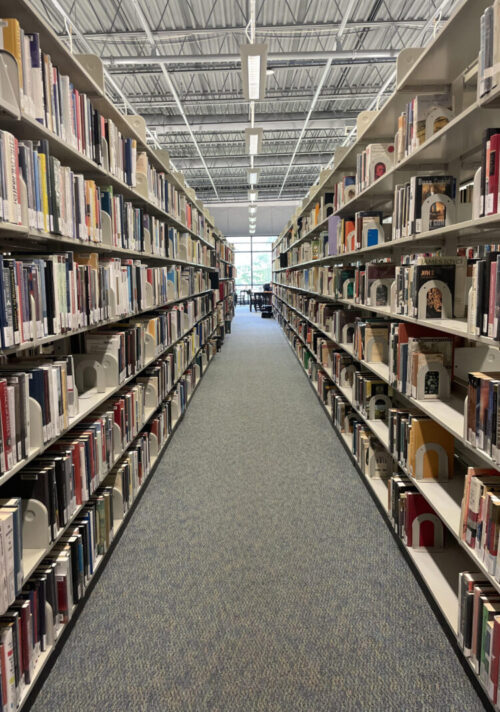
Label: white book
xmin=0 ymin=510 xmax=15 ymax=605
xmin=0 ymin=623 xmax=15 ymax=712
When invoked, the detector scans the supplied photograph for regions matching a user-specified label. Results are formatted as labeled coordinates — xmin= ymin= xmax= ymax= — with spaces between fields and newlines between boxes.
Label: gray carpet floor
xmin=30 ymin=307 xmax=486 ymax=712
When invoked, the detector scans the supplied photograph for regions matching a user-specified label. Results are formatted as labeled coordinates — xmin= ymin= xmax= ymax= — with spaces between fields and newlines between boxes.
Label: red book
xmin=14 ymin=261 xmax=24 ymax=344
xmin=486 ymin=132 xmax=500 ymax=215
xmin=0 ymin=642 xmax=6 ymax=707
xmin=13 ymin=137 xmax=20 ymax=224
xmin=0 ymin=379 xmax=12 ymax=471
xmin=14 ymin=599 xmax=32 ymax=684
xmin=489 ymin=259 xmax=498 ymax=337
xmin=56 ymin=577 xmax=68 ymax=624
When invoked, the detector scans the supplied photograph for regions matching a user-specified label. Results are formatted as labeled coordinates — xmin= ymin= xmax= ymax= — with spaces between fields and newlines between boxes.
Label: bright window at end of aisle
xmin=235 ymin=252 xmax=251 ymax=286
xmin=252 ymin=252 xmax=271 ymax=287
xmin=230 ymin=234 xmax=275 ymax=291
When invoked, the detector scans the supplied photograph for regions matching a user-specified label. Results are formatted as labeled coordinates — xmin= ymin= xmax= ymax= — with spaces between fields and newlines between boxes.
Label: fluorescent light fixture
xmin=245 ymin=127 xmax=263 ymax=156
xmin=240 ymin=43 xmax=268 ymax=101
xmin=248 ymin=169 xmax=260 ymax=186
xmin=249 ymin=226 xmax=256 ymax=234
xmin=248 ymin=189 xmax=258 ymax=202
xmin=249 ymin=205 xmax=257 ymax=216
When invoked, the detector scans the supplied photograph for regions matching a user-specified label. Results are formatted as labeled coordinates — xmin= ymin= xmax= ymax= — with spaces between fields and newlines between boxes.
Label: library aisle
xmin=30 ymin=308 xmax=485 ymax=712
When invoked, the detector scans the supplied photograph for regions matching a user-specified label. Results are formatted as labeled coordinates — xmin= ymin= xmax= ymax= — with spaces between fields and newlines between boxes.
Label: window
xmin=230 ymin=235 xmax=274 ymax=292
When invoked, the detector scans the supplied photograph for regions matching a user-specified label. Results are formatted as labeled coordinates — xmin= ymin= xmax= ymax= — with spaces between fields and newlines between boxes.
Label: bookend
xmin=414 ymin=360 xmax=450 ymax=400
xmin=368 ymin=278 xmax=393 ymax=307
xmin=101 ymin=210 xmax=113 ymax=246
xmin=74 ymin=54 xmax=105 ymax=92
xmin=28 ymin=397 xmax=43 ymax=450
xmin=22 ymin=498 xmax=51 ymax=551
xmin=368 ymin=445 xmax=392 ymax=479
xmin=340 ymin=364 xmax=356 ymax=388
xmin=0 ymin=49 xmax=21 ymax=119
xmin=341 ymin=323 xmax=355 ymax=344
xmin=342 ymin=279 xmax=355 ymax=299
xmin=73 ymin=353 xmax=117 ymax=393
xmin=367 ymin=394 xmax=392 ymax=420
xmin=365 ymin=335 xmax=388 ymax=362
xmin=410 ymin=513 xmax=444 ymax=551
xmin=410 ymin=441 xmax=450 ymax=481
xmin=417 ymin=279 xmax=453 ymax=319
xmin=421 ymin=193 xmax=456 ymax=232
xmin=143 ymin=227 xmax=152 ymax=254
xmin=135 ymin=172 xmax=148 ymax=201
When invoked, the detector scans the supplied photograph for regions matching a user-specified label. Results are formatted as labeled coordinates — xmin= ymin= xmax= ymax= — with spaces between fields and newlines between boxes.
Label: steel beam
xmin=102 ymin=49 xmax=398 ymax=66
xmin=147 ymin=112 xmax=357 ymax=133
xmin=60 ymin=20 xmax=445 ymax=45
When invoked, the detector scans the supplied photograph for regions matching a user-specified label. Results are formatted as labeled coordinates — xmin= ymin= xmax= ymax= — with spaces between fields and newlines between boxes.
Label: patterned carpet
xmin=30 ymin=307 xmax=487 ymax=712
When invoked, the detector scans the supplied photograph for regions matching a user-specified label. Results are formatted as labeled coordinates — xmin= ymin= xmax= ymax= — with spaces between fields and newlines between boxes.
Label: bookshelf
xmin=0 ymin=2 xmax=235 ymax=709
xmin=272 ymin=0 xmax=500 ymax=705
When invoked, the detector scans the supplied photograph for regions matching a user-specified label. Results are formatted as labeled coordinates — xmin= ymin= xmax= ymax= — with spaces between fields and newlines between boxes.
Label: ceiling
xmin=33 ymin=0 xmax=459 ymax=209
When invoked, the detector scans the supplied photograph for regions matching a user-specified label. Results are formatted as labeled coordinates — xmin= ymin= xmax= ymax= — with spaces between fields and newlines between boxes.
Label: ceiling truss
xmin=33 ymin=0 xmax=459 ymax=202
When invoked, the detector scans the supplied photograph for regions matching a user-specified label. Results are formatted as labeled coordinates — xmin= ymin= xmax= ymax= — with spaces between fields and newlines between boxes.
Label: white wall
xmin=205 ymin=200 xmax=300 ymax=238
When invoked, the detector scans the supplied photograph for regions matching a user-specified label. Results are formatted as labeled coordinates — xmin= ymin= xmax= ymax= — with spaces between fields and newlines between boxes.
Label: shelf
xmin=280 ymin=217 xmax=330 ymax=256
xmin=16 ymin=321 xmax=219 ymax=589
xmin=0 ymin=288 xmax=214 ymax=356
xmin=14 ymin=346 xmax=218 ymax=712
xmin=274 ymin=280 xmax=498 ymax=348
xmin=0 ymin=221 xmax=217 ymax=268
xmin=275 ymin=212 xmax=500 ymax=270
xmin=281 ymin=317 xmax=474 ymax=638
xmin=334 ymin=101 xmax=492 ymax=218
xmin=276 ymin=300 xmax=500 ymax=598
xmin=0 ymin=305 xmax=216 ymax=488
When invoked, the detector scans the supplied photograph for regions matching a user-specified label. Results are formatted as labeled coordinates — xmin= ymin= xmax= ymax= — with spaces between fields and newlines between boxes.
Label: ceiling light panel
xmin=245 ymin=128 xmax=263 ymax=157
xmin=240 ymin=43 xmax=268 ymax=101
xmin=248 ymin=169 xmax=259 ymax=186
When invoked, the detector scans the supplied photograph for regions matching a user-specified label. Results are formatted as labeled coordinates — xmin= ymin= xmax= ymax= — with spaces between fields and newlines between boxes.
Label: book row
xmin=274 ymin=95 xmax=457 ymax=251
xmin=283 ymin=317 xmax=454 ymax=549
xmin=276 ymin=120 xmax=500 ymax=263
xmin=0 ymin=252 xmax=214 ymax=350
xmin=0 ymin=312 xmax=217 ymax=614
xmin=276 ymin=301 xmax=500 ymax=591
xmin=279 ymin=303 xmax=455 ymax=478
xmin=274 ymin=251 xmax=500 ymax=340
xmin=0 ymin=336 xmax=219 ymax=708
xmin=279 ymin=304 xmax=500 ymax=596
xmin=0 ymin=132 xmax=215 ymax=266
xmin=457 ymin=570 xmax=500 ymax=706
xmin=276 ymin=289 xmax=500 ymax=467
xmin=479 ymin=2 xmax=500 ymax=102
xmin=279 ymin=309 xmax=500 ymax=707
xmin=0 ymin=293 xmax=217 ymax=479
xmin=0 ymin=18 xmax=209 ymax=237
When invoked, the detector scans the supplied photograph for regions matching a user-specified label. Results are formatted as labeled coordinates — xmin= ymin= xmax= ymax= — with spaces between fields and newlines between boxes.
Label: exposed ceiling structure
xmin=33 ymin=0 xmax=460 ymax=205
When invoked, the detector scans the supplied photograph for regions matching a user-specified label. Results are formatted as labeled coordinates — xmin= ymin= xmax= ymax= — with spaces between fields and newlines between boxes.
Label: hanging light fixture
xmin=240 ymin=43 xmax=268 ymax=100
xmin=249 ymin=205 xmax=257 ymax=216
xmin=248 ymin=189 xmax=258 ymax=202
xmin=245 ymin=128 xmax=263 ymax=156
xmin=248 ymin=169 xmax=260 ymax=186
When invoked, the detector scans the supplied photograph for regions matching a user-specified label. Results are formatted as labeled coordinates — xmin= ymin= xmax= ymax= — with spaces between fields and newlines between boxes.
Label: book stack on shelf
xmin=0 ymin=2 xmax=235 ymax=709
xmin=272 ymin=0 xmax=500 ymax=705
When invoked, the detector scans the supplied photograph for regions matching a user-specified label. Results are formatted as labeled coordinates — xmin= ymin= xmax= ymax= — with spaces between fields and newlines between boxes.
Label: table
xmin=250 ymin=291 xmax=273 ymax=312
